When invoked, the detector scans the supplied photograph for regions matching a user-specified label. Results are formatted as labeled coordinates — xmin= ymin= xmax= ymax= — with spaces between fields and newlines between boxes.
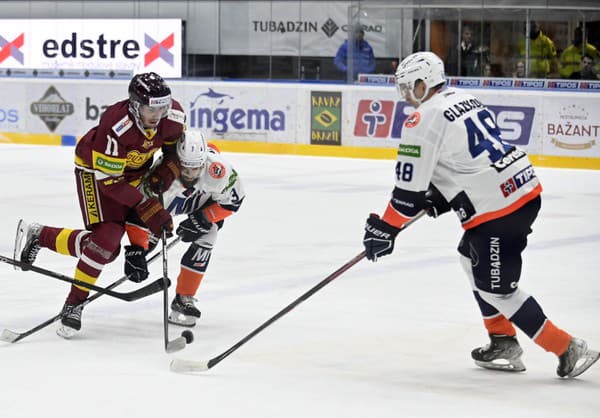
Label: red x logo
xmin=144 ymin=33 xmax=174 ymax=66
xmin=0 ymin=33 xmax=25 ymax=64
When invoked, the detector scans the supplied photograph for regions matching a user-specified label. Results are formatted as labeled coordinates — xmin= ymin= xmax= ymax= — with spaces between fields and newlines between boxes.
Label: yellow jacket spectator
xmin=518 ymin=21 xmax=558 ymax=78
xmin=559 ymin=27 xmax=600 ymax=78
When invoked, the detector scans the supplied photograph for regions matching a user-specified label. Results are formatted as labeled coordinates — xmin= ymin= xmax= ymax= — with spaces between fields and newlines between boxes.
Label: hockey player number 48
xmin=465 ymin=109 xmax=512 ymax=163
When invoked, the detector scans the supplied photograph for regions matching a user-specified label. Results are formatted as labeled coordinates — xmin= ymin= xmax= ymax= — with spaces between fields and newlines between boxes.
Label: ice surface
xmin=0 ymin=144 xmax=599 ymax=418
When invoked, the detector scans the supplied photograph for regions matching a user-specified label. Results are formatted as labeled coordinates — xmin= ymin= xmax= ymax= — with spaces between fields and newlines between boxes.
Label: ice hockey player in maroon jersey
xmin=14 ymin=72 xmax=185 ymax=338
xmin=362 ymin=51 xmax=599 ymax=378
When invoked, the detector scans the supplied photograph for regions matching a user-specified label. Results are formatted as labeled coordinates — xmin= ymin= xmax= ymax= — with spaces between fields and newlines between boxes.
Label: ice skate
xmin=168 ymin=294 xmax=201 ymax=327
xmin=471 ymin=334 xmax=526 ymax=372
xmin=13 ymin=220 xmax=42 ymax=270
xmin=557 ymin=337 xmax=600 ymax=378
xmin=56 ymin=302 xmax=84 ymax=339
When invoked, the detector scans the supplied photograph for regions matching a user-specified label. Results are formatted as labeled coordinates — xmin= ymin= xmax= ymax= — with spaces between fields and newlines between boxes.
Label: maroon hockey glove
xmin=363 ymin=214 xmax=400 ymax=262
xmin=147 ymin=157 xmax=180 ymax=194
xmin=134 ymin=198 xmax=173 ymax=237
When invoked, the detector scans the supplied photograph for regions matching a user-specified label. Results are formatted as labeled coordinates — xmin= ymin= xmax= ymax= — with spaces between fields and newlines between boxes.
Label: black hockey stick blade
xmin=0 ymin=254 xmax=168 ymax=302
xmin=0 ymin=237 xmax=181 ymax=344
xmin=0 ymin=278 xmax=169 ymax=344
xmin=169 ymin=212 xmax=426 ymax=374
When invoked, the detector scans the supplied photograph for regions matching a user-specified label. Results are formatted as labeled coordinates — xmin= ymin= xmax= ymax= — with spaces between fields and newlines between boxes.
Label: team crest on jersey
xmin=208 ymin=162 xmax=226 ymax=179
xmin=112 ymin=115 xmax=133 ymax=137
xmin=141 ymin=138 xmax=154 ymax=149
xmin=404 ymin=112 xmax=421 ymax=128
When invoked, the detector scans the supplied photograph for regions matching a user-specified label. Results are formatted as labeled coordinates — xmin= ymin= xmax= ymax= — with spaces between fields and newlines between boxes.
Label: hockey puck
xmin=181 ymin=330 xmax=194 ymax=344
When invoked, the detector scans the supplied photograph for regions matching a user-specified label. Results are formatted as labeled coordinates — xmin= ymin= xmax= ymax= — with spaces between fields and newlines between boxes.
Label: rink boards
xmin=0 ymin=77 xmax=598 ymax=169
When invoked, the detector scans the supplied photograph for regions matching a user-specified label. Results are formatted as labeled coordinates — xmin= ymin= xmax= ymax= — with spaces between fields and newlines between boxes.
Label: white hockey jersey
xmin=384 ymin=87 xmax=541 ymax=230
xmin=144 ymin=149 xmax=245 ymax=218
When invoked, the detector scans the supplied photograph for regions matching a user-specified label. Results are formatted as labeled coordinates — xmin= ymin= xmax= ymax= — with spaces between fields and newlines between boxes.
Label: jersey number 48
xmin=465 ymin=109 xmax=512 ymax=163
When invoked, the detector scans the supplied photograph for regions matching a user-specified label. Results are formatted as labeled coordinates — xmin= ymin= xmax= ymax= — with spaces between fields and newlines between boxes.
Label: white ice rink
xmin=0 ymin=144 xmax=599 ymax=418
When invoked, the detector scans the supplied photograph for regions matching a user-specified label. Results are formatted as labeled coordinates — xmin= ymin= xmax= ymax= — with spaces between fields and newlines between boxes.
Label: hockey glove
xmin=363 ymin=214 xmax=401 ymax=262
xmin=147 ymin=157 xmax=180 ymax=194
xmin=424 ymin=184 xmax=451 ymax=218
xmin=176 ymin=209 xmax=212 ymax=243
xmin=124 ymin=245 xmax=149 ymax=283
xmin=134 ymin=197 xmax=173 ymax=237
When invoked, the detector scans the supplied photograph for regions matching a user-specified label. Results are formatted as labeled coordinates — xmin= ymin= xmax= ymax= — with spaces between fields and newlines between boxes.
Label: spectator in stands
xmin=559 ymin=27 xmax=600 ymax=79
xmin=569 ymin=54 xmax=600 ymax=80
xmin=446 ymin=25 xmax=489 ymax=76
xmin=517 ymin=21 xmax=558 ymax=78
xmin=513 ymin=60 xmax=526 ymax=78
xmin=389 ymin=59 xmax=399 ymax=74
xmin=334 ymin=26 xmax=376 ymax=81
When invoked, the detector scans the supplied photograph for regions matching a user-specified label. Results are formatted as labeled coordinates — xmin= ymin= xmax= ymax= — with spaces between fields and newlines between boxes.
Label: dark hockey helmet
xmin=128 ymin=72 xmax=172 ymax=125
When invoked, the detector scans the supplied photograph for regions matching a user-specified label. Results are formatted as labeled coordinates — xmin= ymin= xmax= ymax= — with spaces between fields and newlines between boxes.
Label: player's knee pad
xmin=83 ymin=222 xmax=125 ymax=264
xmin=193 ymin=224 xmax=218 ymax=249
xmin=476 ymin=287 xmax=531 ymax=319
xmin=181 ymin=244 xmax=212 ymax=274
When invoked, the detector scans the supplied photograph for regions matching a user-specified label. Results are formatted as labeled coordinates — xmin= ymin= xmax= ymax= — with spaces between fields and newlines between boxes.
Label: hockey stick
xmin=0 ymin=254 xmax=168 ymax=302
xmin=0 ymin=237 xmax=181 ymax=343
xmin=158 ymin=190 xmax=190 ymax=353
xmin=170 ymin=212 xmax=426 ymax=373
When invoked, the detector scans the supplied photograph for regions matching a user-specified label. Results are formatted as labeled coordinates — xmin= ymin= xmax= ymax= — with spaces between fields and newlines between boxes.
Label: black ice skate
xmin=471 ymin=334 xmax=526 ymax=372
xmin=13 ymin=220 xmax=42 ymax=270
xmin=557 ymin=337 xmax=600 ymax=378
xmin=168 ymin=294 xmax=201 ymax=327
xmin=56 ymin=302 xmax=84 ymax=339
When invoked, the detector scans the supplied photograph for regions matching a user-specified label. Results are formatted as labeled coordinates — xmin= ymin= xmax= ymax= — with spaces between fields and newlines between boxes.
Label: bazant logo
xmin=0 ymin=33 xmax=24 ymax=65
xmin=144 ymin=33 xmax=174 ymax=67
xmin=189 ymin=88 xmax=286 ymax=134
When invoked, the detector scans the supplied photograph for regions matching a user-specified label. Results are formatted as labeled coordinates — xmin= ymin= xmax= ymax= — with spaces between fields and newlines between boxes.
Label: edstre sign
xmin=0 ymin=19 xmax=182 ymax=77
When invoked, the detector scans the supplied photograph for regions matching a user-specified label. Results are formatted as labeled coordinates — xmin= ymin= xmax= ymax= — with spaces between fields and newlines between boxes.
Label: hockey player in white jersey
xmin=125 ymin=130 xmax=245 ymax=327
xmin=362 ymin=51 xmax=599 ymax=378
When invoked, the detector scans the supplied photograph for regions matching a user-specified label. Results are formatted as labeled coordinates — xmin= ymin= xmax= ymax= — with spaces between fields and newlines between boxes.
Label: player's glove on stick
xmin=176 ymin=209 xmax=212 ymax=243
xmin=363 ymin=214 xmax=401 ymax=262
xmin=147 ymin=157 xmax=180 ymax=194
xmin=135 ymin=197 xmax=173 ymax=237
xmin=424 ymin=184 xmax=451 ymax=218
xmin=124 ymin=245 xmax=149 ymax=283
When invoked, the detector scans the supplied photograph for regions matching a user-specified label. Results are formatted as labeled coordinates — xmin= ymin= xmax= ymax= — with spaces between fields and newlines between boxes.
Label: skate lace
xmin=24 ymin=242 xmax=41 ymax=264
xmin=179 ymin=295 xmax=198 ymax=308
xmin=63 ymin=304 xmax=83 ymax=321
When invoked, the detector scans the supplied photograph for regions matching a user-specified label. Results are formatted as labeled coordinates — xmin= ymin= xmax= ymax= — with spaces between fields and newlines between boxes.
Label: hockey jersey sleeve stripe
xmin=203 ymin=202 xmax=234 ymax=223
xmin=462 ymin=184 xmax=543 ymax=230
xmin=382 ymin=202 xmax=411 ymax=229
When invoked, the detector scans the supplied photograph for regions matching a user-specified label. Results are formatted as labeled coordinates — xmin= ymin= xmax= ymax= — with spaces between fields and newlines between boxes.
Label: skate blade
xmin=56 ymin=325 xmax=78 ymax=339
xmin=475 ymin=358 xmax=526 ymax=372
xmin=566 ymin=349 xmax=600 ymax=378
xmin=13 ymin=220 xmax=25 ymax=271
xmin=168 ymin=312 xmax=197 ymax=327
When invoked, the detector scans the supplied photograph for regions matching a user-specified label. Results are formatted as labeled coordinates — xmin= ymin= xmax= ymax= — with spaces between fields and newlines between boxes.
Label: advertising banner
xmin=0 ymin=78 xmax=598 ymax=164
xmin=219 ymin=1 xmax=393 ymax=57
xmin=0 ymin=19 xmax=182 ymax=77
xmin=310 ymin=91 xmax=342 ymax=146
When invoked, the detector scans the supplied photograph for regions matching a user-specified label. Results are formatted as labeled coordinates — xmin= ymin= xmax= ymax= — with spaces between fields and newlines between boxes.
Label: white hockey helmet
xmin=177 ymin=130 xmax=208 ymax=168
xmin=395 ymin=51 xmax=446 ymax=105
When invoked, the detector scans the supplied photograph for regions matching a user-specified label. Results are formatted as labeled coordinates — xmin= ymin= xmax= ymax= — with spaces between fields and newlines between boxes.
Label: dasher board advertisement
xmin=0 ymin=19 xmax=182 ymax=77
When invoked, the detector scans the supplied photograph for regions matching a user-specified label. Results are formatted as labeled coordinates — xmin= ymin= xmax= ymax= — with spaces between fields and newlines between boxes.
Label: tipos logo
xmin=30 ymin=86 xmax=74 ymax=132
